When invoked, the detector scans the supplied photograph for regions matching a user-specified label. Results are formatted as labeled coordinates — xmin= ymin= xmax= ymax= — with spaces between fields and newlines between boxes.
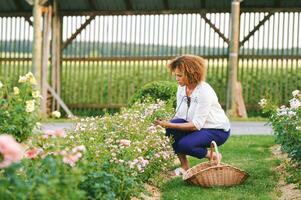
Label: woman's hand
xmin=154 ymin=120 xmax=169 ymax=128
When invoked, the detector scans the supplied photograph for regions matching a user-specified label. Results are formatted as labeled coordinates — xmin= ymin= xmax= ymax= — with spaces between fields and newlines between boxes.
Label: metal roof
xmin=1 ymin=0 xmax=301 ymax=16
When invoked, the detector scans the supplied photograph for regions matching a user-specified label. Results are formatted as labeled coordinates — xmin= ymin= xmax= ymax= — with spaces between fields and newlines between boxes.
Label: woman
xmin=155 ymin=55 xmax=230 ymax=175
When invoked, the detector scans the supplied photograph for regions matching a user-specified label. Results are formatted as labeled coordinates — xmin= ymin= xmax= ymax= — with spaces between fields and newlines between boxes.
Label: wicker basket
xmin=183 ymin=141 xmax=249 ymax=187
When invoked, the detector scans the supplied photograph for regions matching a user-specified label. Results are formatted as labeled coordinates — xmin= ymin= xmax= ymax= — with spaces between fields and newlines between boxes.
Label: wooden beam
xmin=51 ymin=0 xmax=62 ymax=112
xmin=201 ymin=0 xmax=206 ymax=8
xmin=12 ymin=0 xmax=22 ymax=10
xmin=124 ymin=0 xmax=133 ymax=10
xmin=3 ymin=7 xmax=301 ymax=17
xmin=41 ymin=6 xmax=52 ymax=115
xmin=240 ymin=12 xmax=274 ymax=47
xmin=24 ymin=16 xmax=33 ymax=26
xmin=88 ymin=0 xmax=97 ymax=10
xmin=61 ymin=15 xmax=96 ymax=50
xmin=200 ymin=13 xmax=230 ymax=45
xmin=4 ymin=54 xmax=301 ymax=63
xmin=226 ymin=0 xmax=240 ymax=117
xmin=47 ymin=83 xmax=74 ymax=117
xmin=162 ymin=0 xmax=169 ymax=10
xmin=32 ymin=0 xmax=43 ymax=106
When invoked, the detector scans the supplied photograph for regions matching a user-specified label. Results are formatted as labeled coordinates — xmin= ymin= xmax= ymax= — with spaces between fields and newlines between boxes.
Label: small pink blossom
xmin=0 ymin=134 xmax=23 ymax=168
xmin=63 ymin=154 xmax=79 ymax=167
xmin=119 ymin=139 xmax=131 ymax=147
xmin=24 ymin=148 xmax=43 ymax=159
xmin=72 ymin=145 xmax=86 ymax=153
xmin=43 ymin=129 xmax=66 ymax=138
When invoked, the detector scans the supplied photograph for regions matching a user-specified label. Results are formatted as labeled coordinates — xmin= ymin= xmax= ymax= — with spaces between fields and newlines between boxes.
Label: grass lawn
xmin=161 ymin=135 xmax=280 ymax=200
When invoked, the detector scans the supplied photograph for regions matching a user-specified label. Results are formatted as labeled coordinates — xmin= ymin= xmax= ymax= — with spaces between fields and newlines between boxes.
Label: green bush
xmin=0 ymin=72 xmax=40 ymax=142
xmin=0 ymin=156 xmax=85 ymax=200
xmin=260 ymin=90 xmax=301 ymax=186
xmin=130 ymin=81 xmax=177 ymax=107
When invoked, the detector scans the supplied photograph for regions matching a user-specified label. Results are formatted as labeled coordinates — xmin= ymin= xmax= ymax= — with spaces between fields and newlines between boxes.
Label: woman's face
xmin=174 ymin=68 xmax=187 ymax=86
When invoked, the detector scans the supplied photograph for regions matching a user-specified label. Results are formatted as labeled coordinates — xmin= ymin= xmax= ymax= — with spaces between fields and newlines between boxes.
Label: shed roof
xmin=1 ymin=0 xmax=301 ymax=16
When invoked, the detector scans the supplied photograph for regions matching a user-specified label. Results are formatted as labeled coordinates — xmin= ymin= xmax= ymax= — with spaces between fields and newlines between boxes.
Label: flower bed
xmin=0 ymin=98 xmax=176 ymax=199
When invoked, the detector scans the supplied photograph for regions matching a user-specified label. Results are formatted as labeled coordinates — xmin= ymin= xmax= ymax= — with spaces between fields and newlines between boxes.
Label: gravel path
xmin=41 ymin=121 xmax=273 ymax=135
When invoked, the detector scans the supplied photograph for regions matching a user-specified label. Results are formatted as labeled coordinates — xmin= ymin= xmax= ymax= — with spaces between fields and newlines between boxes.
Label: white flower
xmin=0 ymin=81 xmax=3 ymax=89
xmin=289 ymin=98 xmax=301 ymax=109
xmin=258 ymin=98 xmax=267 ymax=107
xmin=288 ymin=110 xmax=296 ymax=117
xmin=25 ymin=72 xmax=37 ymax=85
xmin=32 ymin=90 xmax=41 ymax=98
xmin=51 ymin=111 xmax=61 ymax=118
xmin=26 ymin=100 xmax=35 ymax=113
xmin=13 ymin=87 xmax=19 ymax=95
xmin=18 ymin=75 xmax=27 ymax=83
xmin=292 ymin=90 xmax=300 ymax=97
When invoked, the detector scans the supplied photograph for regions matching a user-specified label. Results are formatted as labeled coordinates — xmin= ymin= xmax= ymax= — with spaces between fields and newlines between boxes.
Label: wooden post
xmin=32 ymin=0 xmax=42 ymax=98
xmin=41 ymin=6 xmax=52 ymax=116
xmin=51 ymin=0 xmax=62 ymax=112
xmin=226 ymin=0 xmax=240 ymax=117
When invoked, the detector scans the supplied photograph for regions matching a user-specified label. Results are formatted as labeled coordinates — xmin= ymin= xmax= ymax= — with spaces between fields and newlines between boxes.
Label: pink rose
xmin=24 ymin=148 xmax=43 ymax=159
xmin=0 ymin=134 xmax=23 ymax=168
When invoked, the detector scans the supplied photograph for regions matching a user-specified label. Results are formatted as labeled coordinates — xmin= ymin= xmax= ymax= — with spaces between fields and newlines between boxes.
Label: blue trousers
xmin=166 ymin=118 xmax=230 ymax=159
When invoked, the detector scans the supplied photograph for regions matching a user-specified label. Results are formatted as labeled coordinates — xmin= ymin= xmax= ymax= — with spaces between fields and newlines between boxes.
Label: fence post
xmin=51 ymin=0 xmax=62 ymax=112
xmin=32 ymin=0 xmax=45 ymax=116
xmin=226 ymin=0 xmax=241 ymax=117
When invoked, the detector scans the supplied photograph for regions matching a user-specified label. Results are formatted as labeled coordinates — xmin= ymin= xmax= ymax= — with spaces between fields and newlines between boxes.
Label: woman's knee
xmin=177 ymin=140 xmax=193 ymax=153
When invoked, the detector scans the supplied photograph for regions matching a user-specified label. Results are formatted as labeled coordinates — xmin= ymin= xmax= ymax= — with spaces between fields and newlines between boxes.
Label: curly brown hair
xmin=167 ymin=55 xmax=207 ymax=85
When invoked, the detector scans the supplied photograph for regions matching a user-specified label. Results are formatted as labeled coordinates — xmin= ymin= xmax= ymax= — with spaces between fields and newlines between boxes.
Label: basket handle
xmin=210 ymin=141 xmax=221 ymax=165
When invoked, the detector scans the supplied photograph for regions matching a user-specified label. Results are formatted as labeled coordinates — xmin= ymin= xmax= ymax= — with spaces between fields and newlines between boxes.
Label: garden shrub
xmin=260 ymin=89 xmax=301 ymax=186
xmin=0 ymin=72 xmax=40 ymax=142
xmin=0 ymin=100 xmax=176 ymax=199
xmin=130 ymin=81 xmax=177 ymax=107
xmin=0 ymin=156 xmax=86 ymax=200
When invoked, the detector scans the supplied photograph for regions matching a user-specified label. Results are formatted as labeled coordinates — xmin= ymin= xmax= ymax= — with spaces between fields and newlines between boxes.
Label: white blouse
xmin=174 ymin=82 xmax=230 ymax=131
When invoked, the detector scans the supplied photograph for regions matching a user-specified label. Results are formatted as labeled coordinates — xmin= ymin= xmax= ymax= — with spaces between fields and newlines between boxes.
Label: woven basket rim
xmin=183 ymin=161 xmax=249 ymax=181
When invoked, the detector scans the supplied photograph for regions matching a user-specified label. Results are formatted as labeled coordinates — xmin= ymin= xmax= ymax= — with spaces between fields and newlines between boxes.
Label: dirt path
xmin=271 ymin=145 xmax=301 ymax=200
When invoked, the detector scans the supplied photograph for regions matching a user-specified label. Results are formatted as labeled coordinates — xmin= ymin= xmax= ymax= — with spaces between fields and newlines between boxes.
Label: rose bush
xmin=260 ymin=89 xmax=301 ymax=185
xmin=0 ymin=100 xmax=176 ymax=199
xmin=0 ymin=72 xmax=40 ymax=142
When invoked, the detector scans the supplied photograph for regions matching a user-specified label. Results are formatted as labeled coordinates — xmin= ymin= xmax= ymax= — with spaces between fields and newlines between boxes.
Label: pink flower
xmin=24 ymin=148 xmax=43 ymax=159
xmin=63 ymin=154 xmax=80 ymax=167
xmin=72 ymin=145 xmax=86 ymax=153
xmin=43 ymin=129 xmax=66 ymax=138
xmin=54 ymin=129 xmax=67 ymax=138
xmin=119 ymin=139 xmax=131 ymax=147
xmin=0 ymin=134 xmax=23 ymax=168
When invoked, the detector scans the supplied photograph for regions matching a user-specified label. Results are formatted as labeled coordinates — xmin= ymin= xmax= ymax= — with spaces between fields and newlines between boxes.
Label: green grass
xmin=161 ymin=135 xmax=280 ymax=200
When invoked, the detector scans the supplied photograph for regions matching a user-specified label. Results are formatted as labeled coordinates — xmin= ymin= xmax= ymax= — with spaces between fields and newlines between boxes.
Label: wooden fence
xmin=0 ymin=12 xmax=300 ymax=114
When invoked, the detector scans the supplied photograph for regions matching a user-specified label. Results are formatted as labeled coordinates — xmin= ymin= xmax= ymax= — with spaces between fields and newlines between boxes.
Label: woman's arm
xmin=154 ymin=120 xmax=198 ymax=131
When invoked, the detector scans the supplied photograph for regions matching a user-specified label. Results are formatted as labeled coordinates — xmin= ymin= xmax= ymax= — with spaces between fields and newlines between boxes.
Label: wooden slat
xmin=47 ymin=83 xmax=74 ymax=117
xmin=61 ymin=15 xmax=96 ymax=50
xmin=200 ymin=13 xmax=230 ymax=45
xmin=240 ymin=12 xmax=274 ymax=47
